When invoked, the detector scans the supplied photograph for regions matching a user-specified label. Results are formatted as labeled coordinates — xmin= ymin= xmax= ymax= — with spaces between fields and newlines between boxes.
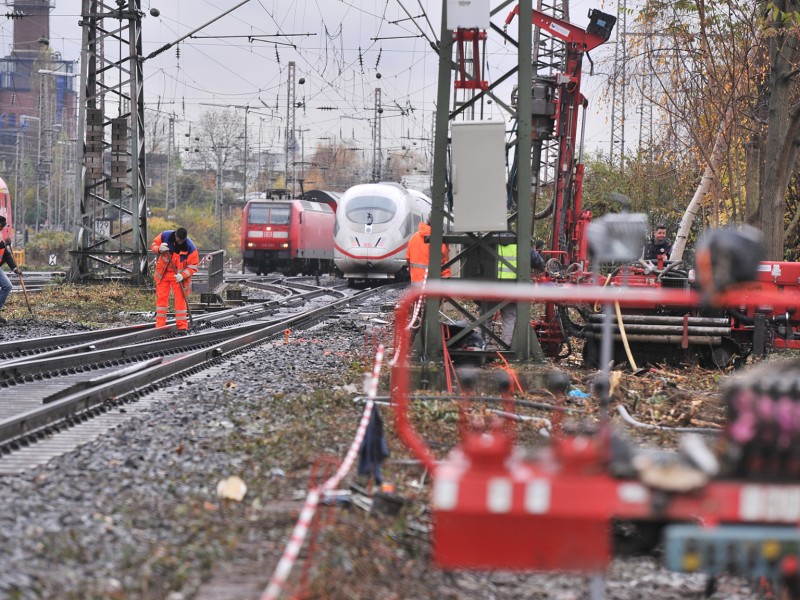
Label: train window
xmin=248 ymin=205 xmax=270 ymax=224
xmin=401 ymin=212 xmax=414 ymax=238
xmin=345 ymin=195 xmax=396 ymax=224
xmin=269 ymin=207 xmax=291 ymax=224
xmin=248 ymin=204 xmax=291 ymax=225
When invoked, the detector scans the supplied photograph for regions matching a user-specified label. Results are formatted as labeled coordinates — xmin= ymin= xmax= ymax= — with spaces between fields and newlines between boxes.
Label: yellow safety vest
xmin=498 ymin=244 xmax=517 ymax=280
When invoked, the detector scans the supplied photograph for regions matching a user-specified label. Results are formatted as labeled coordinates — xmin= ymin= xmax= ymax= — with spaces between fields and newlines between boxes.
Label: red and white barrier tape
xmin=390 ymin=275 xmax=426 ymax=367
xmin=261 ymin=344 xmax=385 ymax=600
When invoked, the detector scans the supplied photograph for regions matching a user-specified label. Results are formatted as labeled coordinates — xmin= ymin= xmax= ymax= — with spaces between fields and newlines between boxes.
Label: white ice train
xmin=333 ymin=182 xmax=432 ymax=281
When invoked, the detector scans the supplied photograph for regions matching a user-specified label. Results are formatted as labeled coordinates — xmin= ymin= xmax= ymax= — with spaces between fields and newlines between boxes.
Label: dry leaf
xmin=609 ymin=370 xmax=622 ymax=397
xmin=217 ymin=476 xmax=247 ymax=501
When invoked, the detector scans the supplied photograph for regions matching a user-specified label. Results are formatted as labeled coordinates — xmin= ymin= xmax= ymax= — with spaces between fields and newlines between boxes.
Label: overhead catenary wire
xmin=47 ymin=1 xmax=467 ymax=171
xmin=143 ymin=0 xmax=254 ymax=61
xmin=149 ymin=0 xmax=440 ymax=154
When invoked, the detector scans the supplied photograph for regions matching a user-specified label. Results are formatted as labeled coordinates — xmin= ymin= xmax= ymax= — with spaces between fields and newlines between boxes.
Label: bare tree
xmin=630 ymin=0 xmax=761 ymax=258
xmin=196 ymin=109 xmax=244 ymax=206
xmin=145 ymin=107 xmax=168 ymax=155
xmin=304 ymin=142 xmax=367 ymax=191
xmin=383 ymin=147 xmax=427 ymax=183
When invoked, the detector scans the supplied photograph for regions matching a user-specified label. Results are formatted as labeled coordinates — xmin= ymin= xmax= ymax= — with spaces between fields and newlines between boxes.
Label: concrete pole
xmin=35 ymin=115 xmax=42 ymax=232
xmin=14 ymin=132 xmax=22 ymax=246
xmin=243 ymin=107 xmax=248 ymax=199
xmin=422 ymin=0 xmax=453 ymax=359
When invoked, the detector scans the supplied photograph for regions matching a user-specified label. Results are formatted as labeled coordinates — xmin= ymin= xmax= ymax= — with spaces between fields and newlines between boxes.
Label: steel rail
xmin=0 ymin=282 xmax=346 ymax=363
xmin=0 ymin=284 xmax=390 ymax=451
xmin=0 ymin=324 xmax=153 ymax=359
xmin=0 ymin=321 xmax=275 ymax=383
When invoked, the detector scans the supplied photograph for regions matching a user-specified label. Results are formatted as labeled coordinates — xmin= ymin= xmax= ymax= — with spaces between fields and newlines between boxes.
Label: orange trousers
xmin=155 ymin=278 xmax=189 ymax=330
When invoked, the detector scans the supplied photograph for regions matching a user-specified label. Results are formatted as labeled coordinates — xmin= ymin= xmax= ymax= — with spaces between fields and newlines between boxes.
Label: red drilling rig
xmin=503 ymin=6 xmax=800 ymax=368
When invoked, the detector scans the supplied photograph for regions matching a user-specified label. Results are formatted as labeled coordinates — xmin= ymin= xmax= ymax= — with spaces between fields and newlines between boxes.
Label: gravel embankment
xmin=0 ymin=288 xmax=759 ymax=599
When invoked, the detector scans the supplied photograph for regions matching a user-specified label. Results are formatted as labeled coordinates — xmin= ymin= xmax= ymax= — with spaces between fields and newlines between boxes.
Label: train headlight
xmin=762 ymin=540 xmax=781 ymax=561
xmin=247 ymin=242 xmax=255 ymax=248
xmin=682 ymin=551 xmax=701 ymax=572
xmin=282 ymin=243 xmax=289 ymax=249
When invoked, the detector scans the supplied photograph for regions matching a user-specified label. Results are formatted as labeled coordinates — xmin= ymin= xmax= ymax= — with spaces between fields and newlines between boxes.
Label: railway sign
xmin=95 ymin=219 xmax=112 ymax=241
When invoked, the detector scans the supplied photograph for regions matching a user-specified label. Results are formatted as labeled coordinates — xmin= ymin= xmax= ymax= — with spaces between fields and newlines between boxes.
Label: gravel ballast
xmin=0 ymin=289 xmax=760 ymax=599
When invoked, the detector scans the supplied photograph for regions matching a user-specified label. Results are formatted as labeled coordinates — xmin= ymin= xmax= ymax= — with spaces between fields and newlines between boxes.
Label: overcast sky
xmin=5 ymin=0 xmax=623 ymax=164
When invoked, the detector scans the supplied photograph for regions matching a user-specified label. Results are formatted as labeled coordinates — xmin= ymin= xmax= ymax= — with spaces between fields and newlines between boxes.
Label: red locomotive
xmin=0 ymin=176 xmax=13 ymax=245
xmin=241 ymin=197 xmax=335 ymax=276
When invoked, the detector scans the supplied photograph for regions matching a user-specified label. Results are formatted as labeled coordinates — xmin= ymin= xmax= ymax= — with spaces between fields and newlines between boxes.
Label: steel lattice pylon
xmin=532 ymin=0 xmax=566 ymax=193
xmin=69 ymin=0 xmax=148 ymax=283
xmin=371 ymin=87 xmax=382 ymax=182
xmin=609 ymin=0 xmax=628 ymax=168
xmin=285 ymin=61 xmax=296 ymax=195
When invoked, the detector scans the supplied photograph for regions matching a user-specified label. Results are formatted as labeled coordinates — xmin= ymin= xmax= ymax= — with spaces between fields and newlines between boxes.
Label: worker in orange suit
xmin=406 ymin=215 xmax=450 ymax=285
xmin=151 ymin=227 xmax=199 ymax=334
xmin=405 ymin=216 xmax=450 ymax=346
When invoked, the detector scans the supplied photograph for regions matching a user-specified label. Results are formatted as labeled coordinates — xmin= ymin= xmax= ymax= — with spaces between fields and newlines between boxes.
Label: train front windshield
xmin=344 ymin=196 xmax=396 ymax=224
xmin=248 ymin=204 xmax=291 ymax=225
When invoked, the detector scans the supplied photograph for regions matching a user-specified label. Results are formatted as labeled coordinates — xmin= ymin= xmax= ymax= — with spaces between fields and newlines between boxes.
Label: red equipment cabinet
xmin=392 ymin=280 xmax=800 ymax=582
xmin=241 ymin=199 xmax=334 ymax=276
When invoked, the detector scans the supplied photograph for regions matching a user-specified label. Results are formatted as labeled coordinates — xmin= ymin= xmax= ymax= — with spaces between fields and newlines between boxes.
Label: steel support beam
xmin=69 ymin=0 xmax=148 ymax=283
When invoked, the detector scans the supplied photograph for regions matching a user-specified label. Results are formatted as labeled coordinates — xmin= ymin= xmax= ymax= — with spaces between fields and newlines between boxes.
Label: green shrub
xmin=25 ymin=230 xmax=73 ymax=265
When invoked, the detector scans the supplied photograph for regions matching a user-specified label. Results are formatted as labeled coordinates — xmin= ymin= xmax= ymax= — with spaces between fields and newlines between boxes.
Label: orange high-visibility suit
xmin=151 ymin=230 xmax=199 ymax=331
xmin=406 ymin=221 xmax=450 ymax=284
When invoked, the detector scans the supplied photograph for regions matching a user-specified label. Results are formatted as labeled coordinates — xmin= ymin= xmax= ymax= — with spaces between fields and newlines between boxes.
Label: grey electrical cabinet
xmin=451 ymin=121 xmax=507 ymax=233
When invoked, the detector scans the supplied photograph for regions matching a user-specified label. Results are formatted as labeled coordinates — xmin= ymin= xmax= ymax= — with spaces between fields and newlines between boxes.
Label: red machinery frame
xmin=504 ymin=6 xmax=609 ymax=269
xmin=392 ymin=280 xmax=800 ymax=576
xmin=500 ymin=7 xmax=800 ymax=358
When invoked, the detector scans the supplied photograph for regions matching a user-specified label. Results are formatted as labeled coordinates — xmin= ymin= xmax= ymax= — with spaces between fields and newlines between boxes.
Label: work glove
xmin=159 ymin=243 xmax=169 ymax=253
xmin=13 ymin=268 xmax=20 ymax=275
xmin=175 ymin=273 xmax=184 ymax=283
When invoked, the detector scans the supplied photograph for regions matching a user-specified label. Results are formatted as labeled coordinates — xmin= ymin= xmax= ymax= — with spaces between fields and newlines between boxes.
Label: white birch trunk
xmin=669 ymin=111 xmax=731 ymax=262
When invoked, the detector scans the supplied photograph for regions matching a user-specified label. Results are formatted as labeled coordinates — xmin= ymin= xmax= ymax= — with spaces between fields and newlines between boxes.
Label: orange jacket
xmin=151 ymin=230 xmax=199 ymax=289
xmin=406 ymin=221 xmax=450 ymax=284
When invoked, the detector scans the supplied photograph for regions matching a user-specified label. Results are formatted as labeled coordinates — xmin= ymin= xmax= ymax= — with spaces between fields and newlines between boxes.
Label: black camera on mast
xmin=586 ymin=9 xmax=616 ymax=42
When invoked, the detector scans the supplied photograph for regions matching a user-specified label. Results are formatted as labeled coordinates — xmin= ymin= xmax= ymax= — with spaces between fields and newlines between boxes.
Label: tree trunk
xmin=670 ymin=116 xmax=731 ymax=261
xmin=761 ymin=3 xmax=800 ymax=260
xmin=745 ymin=137 xmax=762 ymax=228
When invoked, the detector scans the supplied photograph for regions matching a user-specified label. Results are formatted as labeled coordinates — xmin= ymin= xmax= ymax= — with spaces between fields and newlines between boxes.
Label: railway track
xmin=0 ymin=280 xmax=396 ymax=474
xmin=9 ymin=271 xmax=64 ymax=294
